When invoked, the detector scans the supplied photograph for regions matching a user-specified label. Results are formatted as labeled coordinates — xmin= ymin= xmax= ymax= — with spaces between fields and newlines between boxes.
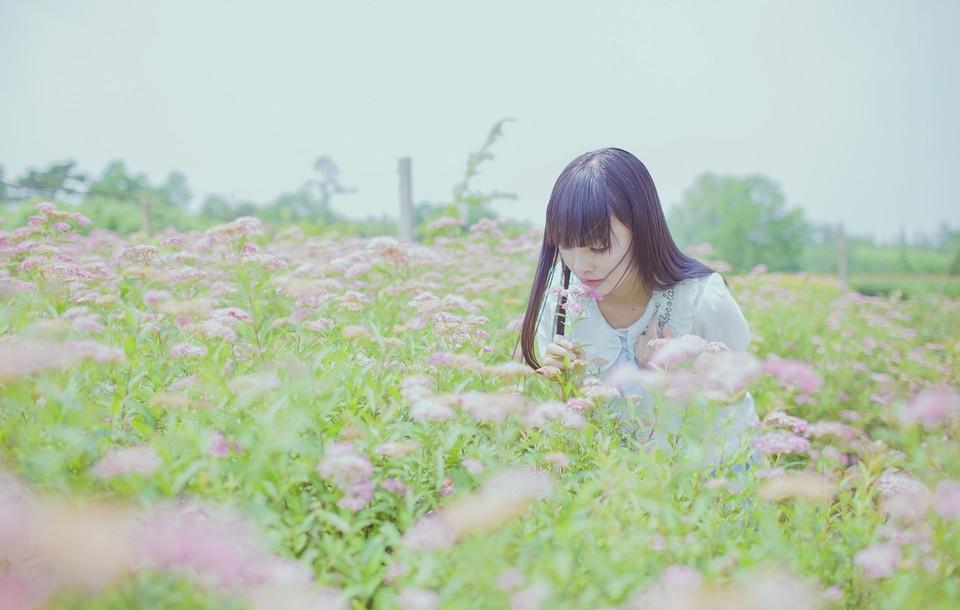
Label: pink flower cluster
xmin=402 ymin=467 xmax=554 ymax=550
xmin=316 ymin=442 xmax=375 ymax=512
xmin=91 ymin=446 xmax=163 ymax=479
xmin=0 ymin=473 xmax=346 ymax=609
xmin=900 ymin=387 xmax=960 ymax=428
xmin=763 ymin=356 xmax=822 ymax=393
xmin=750 ymin=431 xmax=812 ymax=456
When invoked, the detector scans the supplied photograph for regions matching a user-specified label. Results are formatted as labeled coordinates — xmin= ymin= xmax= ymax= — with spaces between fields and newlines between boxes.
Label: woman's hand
xmin=541 ymin=334 xmax=585 ymax=371
xmin=633 ymin=315 xmax=673 ymax=367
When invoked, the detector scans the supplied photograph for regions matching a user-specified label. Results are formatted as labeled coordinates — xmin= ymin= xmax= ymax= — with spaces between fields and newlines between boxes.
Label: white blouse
xmin=535 ymin=266 xmax=759 ymax=463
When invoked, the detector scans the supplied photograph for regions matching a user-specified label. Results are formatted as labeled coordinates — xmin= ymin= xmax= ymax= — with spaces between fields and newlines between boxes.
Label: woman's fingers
xmin=545 ymin=342 xmax=572 ymax=358
xmin=545 ymin=335 xmax=583 ymax=370
xmin=542 ymin=357 xmax=563 ymax=369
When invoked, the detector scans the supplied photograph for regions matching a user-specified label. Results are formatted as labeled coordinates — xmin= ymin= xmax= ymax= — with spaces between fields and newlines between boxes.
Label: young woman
xmin=518 ymin=147 xmax=758 ymax=464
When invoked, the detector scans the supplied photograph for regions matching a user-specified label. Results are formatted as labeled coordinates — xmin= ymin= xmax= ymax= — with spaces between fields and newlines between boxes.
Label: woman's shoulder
xmin=663 ymin=271 xmax=723 ymax=306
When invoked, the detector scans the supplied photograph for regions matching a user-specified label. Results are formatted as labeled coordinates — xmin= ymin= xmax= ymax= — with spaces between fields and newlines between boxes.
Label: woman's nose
xmin=570 ymin=252 xmax=595 ymax=276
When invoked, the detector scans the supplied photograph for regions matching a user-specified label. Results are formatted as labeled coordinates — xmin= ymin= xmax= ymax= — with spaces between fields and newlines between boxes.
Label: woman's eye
xmin=589 ymin=246 xmax=610 ymax=254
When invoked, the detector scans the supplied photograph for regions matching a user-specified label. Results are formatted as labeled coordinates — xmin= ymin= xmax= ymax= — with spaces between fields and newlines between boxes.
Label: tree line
xmin=2 ymin=121 xmax=958 ymax=275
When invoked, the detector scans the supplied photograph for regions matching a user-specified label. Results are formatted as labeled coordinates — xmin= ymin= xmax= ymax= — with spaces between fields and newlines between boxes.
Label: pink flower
xmin=900 ymin=388 xmax=960 ymax=428
xmin=510 ymin=582 xmax=550 ymax=610
xmin=763 ymin=357 xmax=822 ymax=393
xmin=876 ymin=470 xmax=926 ymax=497
xmin=762 ymin=411 xmax=809 ymax=434
xmin=854 ymin=543 xmax=900 ymax=579
xmin=316 ymin=442 xmax=373 ymax=486
xmin=658 ymin=565 xmax=703 ymax=591
xmin=138 ymin=503 xmax=305 ymax=589
xmin=409 ymin=398 xmax=456 ymax=422
xmin=398 ymin=587 xmax=440 ymax=610
xmin=523 ymin=401 xmax=564 ymax=428
xmin=91 ymin=446 xmax=162 ymax=479
xmin=401 ymin=510 xmax=457 ymax=550
xmin=805 ymin=421 xmax=864 ymax=442
xmin=497 ymin=567 xmax=524 ymax=590
xmin=934 ymin=480 xmax=960 ymax=520
xmin=208 ymin=431 xmax=230 ymax=458
xmin=337 ymin=480 xmax=375 ymax=512
xmin=381 ymin=478 xmax=407 ymax=495
xmin=143 ymin=290 xmax=170 ymax=305
xmin=374 ymin=441 xmax=419 ymax=458
xmin=462 ymin=459 xmax=485 ymax=475
xmin=72 ymin=315 xmax=105 ymax=333
xmin=403 ymin=468 xmax=554 ymax=550
xmin=171 ymin=343 xmax=207 ymax=359
xmin=649 ymin=334 xmax=707 ymax=368
xmin=212 ymin=308 xmax=252 ymax=324
xmin=750 ymin=431 xmax=811 ymax=456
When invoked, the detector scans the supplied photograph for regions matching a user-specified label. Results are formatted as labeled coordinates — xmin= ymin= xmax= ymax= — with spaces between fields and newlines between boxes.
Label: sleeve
xmin=692 ymin=273 xmax=752 ymax=353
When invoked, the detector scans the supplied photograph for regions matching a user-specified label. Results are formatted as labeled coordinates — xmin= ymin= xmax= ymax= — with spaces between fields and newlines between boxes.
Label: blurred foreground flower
xmin=899 ymin=387 xmax=960 ymax=428
xmin=853 ymin=543 xmax=901 ymax=579
xmin=763 ymin=356 xmax=822 ymax=394
xmin=0 ymin=473 xmax=343 ymax=609
xmin=403 ymin=467 xmax=554 ymax=550
xmin=758 ymin=472 xmax=836 ymax=502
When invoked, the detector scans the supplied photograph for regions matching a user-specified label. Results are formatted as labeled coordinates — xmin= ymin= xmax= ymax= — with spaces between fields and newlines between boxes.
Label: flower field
xmin=1 ymin=204 xmax=958 ymax=610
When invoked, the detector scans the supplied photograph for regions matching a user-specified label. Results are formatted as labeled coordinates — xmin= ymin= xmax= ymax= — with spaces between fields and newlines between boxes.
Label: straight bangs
xmin=544 ymin=174 xmax=613 ymax=250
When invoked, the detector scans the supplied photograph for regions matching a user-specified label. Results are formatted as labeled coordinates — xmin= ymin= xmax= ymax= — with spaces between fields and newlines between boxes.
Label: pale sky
xmin=2 ymin=0 xmax=958 ymax=243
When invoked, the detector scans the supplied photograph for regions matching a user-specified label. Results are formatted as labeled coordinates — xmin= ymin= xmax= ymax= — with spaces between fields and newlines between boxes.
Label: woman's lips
xmin=582 ymin=279 xmax=601 ymax=287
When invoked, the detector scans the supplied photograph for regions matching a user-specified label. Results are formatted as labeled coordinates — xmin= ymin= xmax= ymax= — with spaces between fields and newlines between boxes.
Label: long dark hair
xmin=518 ymin=148 xmax=715 ymax=370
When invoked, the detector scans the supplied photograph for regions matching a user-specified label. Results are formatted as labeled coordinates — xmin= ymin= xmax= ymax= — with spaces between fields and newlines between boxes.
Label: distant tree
xmin=12 ymin=159 xmax=87 ymax=201
xmin=200 ymin=194 xmax=236 ymax=222
xmin=267 ymin=187 xmax=341 ymax=224
xmin=897 ymin=226 xmax=913 ymax=273
xmin=87 ymin=160 xmax=149 ymax=201
xmin=160 ymin=170 xmax=193 ymax=209
xmin=200 ymin=194 xmax=257 ymax=223
xmin=668 ymin=173 xmax=811 ymax=273
xmin=0 ymin=165 xmax=7 ymax=202
xmin=306 ymin=156 xmax=356 ymax=220
xmin=451 ymin=117 xmax=517 ymax=224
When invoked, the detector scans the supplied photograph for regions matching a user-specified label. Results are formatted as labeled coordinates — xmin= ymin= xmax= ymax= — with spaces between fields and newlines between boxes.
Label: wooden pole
xmin=398 ymin=157 xmax=413 ymax=241
xmin=836 ymin=222 xmax=848 ymax=290
xmin=140 ymin=196 xmax=152 ymax=237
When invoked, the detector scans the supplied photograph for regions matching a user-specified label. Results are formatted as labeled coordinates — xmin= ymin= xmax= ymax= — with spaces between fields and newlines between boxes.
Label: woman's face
xmin=557 ymin=216 xmax=634 ymax=296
